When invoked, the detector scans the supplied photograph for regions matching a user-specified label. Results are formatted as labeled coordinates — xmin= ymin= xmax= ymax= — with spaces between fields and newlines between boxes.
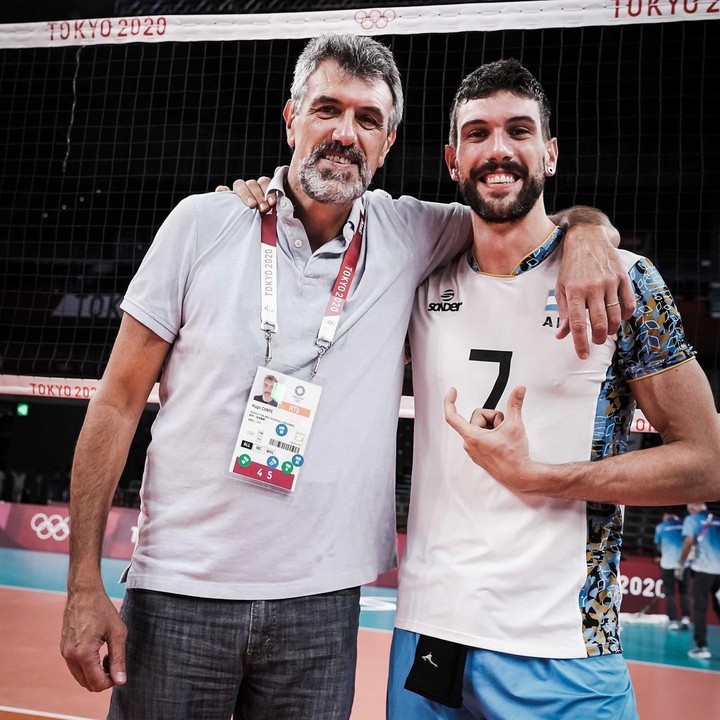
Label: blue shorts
xmin=388 ymin=629 xmax=639 ymax=720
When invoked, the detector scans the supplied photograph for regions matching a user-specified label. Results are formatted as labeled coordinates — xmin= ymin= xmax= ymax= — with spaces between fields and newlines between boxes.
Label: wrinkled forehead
xmin=301 ymin=60 xmax=394 ymax=113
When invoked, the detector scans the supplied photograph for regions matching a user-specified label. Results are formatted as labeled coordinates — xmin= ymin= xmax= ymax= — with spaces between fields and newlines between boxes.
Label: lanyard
xmin=260 ymin=204 xmax=365 ymax=377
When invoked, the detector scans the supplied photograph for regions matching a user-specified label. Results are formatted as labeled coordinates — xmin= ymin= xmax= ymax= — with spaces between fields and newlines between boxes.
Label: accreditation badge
xmin=227 ymin=367 xmax=322 ymax=492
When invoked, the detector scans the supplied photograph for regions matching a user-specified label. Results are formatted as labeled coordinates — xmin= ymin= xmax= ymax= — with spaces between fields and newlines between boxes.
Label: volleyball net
xmin=1 ymin=1 xmax=719 ymax=432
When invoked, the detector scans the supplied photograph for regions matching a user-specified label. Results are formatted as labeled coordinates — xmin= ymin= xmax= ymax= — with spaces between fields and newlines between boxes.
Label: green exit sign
xmin=16 ymin=402 xmax=29 ymax=417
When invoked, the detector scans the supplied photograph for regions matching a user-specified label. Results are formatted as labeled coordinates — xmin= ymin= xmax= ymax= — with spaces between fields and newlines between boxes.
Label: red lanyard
xmin=260 ymin=205 xmax=364 ymax=377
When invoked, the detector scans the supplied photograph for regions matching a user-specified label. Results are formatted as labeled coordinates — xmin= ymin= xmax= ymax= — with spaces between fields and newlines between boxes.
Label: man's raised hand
xmin=444 ymin=385 xmax=538 ymax=493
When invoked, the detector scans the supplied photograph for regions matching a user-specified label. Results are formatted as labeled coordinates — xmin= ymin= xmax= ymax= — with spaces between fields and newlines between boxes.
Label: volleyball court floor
xmin=1 ymin=548 xmax=718 ymax=720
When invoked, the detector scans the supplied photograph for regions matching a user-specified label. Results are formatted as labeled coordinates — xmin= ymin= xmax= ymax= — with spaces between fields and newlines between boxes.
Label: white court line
xmin=0 ymin=706 xmax=95 ymax=720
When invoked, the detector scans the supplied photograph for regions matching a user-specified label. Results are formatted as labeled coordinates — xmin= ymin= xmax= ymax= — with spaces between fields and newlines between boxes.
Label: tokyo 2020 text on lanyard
xmin=260 ymin=200 xmax=365 ymax=376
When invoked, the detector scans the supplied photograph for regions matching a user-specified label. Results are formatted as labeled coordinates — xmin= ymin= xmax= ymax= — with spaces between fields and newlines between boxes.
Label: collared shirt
xmin=119 ymin=166 xmax=470 ymax=599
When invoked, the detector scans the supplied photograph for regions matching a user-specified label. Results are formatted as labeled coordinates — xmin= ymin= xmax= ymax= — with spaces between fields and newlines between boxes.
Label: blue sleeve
xmin=615 ymin=258 xmax=695 ymax=381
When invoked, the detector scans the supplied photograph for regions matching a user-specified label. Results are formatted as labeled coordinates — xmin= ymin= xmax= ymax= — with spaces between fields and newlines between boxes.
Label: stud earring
xmin=546 ymin=166 xmax=555 ymax=176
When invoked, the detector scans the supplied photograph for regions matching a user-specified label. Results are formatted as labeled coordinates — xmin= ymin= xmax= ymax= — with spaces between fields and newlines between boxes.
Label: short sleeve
xmin=120 ymin=195 xmax=200 ymax=343
xmin=615 ymin=257 xmax=695 ymax=382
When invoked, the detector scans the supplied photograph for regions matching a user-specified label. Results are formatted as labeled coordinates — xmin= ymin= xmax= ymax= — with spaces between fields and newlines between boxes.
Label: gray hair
xmin=290 ymin=33 xmax=404 ymax=133
xmin=448 ymin=58 xmax=552 ymax=147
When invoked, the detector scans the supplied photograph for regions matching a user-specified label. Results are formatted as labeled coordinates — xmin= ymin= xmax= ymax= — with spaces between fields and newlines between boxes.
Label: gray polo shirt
xmin=120 ymin=166 xmax=470 ymax=599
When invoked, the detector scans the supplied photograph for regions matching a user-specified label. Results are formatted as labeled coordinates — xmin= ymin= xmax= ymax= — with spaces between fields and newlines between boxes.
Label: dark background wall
xmin=1 ymin=1 xmax=719 ymax=551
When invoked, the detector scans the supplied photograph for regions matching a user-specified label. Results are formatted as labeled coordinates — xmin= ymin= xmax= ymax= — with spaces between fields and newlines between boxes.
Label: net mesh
xmin=1 ymin=4 xmax=719 ymax=405
xmin=1 ymin=2 xmax=718 ymax=550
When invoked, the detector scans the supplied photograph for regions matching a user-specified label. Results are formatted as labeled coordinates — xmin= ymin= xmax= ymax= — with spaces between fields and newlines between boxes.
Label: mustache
xmin=469 ymin=161 xmax=527 ymax=182
xmin=310 ymin=140 xmax=366 ymax=167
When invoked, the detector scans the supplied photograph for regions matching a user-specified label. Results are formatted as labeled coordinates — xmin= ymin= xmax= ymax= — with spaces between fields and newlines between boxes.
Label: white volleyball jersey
xmin=396 ymin=228 xmax=694 ymax=659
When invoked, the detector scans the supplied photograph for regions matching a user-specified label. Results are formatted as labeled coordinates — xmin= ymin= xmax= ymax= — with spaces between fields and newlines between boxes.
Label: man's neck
xmin=285 ymin=171 xmax=354 ymax=252
xmin=470 ymin=207 xmax=557 ymax=275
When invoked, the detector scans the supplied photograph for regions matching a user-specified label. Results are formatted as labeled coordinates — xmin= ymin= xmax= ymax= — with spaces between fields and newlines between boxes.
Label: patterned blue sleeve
xmin=615 ymin=258 xmax=695 ymax=381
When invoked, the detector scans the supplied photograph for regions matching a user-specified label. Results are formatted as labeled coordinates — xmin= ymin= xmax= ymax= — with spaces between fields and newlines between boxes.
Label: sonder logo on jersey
xmin=542 ymin=288 xmax=561 ymax=329
xmin=428 ymin=289 xmax=463 ymax=312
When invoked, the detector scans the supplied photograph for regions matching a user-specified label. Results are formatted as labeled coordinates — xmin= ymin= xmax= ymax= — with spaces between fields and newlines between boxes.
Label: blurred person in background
xmin=678 ymin=502 xmax=720 ymax=659
xmin=654 ymin=510 xmax=691 ymax=630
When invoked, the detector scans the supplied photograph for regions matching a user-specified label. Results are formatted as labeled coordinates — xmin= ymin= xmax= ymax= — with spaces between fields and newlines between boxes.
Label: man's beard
xmin=297 ymin=141 xmax=371 ymax=204
xmin=459 ymin=163 xmax=544 ymax=223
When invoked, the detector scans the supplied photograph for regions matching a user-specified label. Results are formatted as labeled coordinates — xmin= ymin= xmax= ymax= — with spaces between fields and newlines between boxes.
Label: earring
xmin=546 ymin=165 xmax=555 ymax=176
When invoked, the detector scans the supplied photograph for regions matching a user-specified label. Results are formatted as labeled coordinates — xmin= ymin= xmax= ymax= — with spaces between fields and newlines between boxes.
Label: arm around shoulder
xmin=552 ymin=205 xmax=635 ymax=356
xmin=390 ymin=196 xmax=471 ymax=277
xmin=550 ymin=205 xmax=620 ymax=248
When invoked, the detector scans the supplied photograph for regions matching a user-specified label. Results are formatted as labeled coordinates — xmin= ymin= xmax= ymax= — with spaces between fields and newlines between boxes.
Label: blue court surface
xmin=0 ymin=547 xmax=398 ymax=632
xmin=3 ymin=546 xmax=720 ymax=670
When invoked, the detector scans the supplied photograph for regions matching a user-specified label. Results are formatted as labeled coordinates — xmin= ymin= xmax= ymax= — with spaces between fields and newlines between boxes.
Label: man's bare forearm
xmin=447 ymin=363 xmax=720 ymax=506
xmin=550 ymin=205 xmax=620 ymax=248
xmin=527 ymin=435 xmax=720 ymax=505
xmin=67 ymin=393 xmax=141 ymax=592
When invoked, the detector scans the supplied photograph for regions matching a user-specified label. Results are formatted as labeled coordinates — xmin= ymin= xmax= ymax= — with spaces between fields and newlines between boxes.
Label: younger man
xmin=678 ymin=502 xmax=720 ymax=659
xmin=390 ymin=58 xmax=720 ymax=719
xmin=654 ymin=511 xmax=691 ymax=629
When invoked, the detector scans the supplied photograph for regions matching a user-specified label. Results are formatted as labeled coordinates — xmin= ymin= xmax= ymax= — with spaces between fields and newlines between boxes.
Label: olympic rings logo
xmin=31 ymin=512 xmax=71 ymax=541
xmin=354 ymin=9 xmax=397 ymax=30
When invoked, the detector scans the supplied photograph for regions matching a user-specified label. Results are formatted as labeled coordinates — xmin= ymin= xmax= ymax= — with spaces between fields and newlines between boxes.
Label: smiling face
xmin=445 ymin=91 xmax=558 ymax=224
xmin=284 ymin=60 xmax=397 ymax=205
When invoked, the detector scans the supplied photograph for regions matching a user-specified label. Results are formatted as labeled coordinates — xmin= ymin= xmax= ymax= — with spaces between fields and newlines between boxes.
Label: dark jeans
xmin=660 ymin=567 xmax=691 ymax=620
xmin=108 ymin=587 xmax=361 ymax=720
xmin=690 ymin=571 xmax=720 ymax=647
